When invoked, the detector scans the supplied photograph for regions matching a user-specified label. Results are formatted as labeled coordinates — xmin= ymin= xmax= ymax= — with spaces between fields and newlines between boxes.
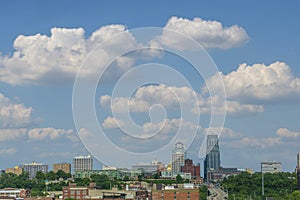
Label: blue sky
xmin=0 ymin=1 xmax=300 ymax=173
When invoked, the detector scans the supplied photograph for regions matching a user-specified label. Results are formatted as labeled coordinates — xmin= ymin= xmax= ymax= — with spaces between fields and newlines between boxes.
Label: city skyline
xmin=0 ymin=1 xmax=300 ymax=172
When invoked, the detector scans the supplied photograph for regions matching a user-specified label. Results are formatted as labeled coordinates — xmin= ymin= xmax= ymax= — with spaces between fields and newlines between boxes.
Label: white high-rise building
xmin=171 ymin=142 xmax=185 ymax=176
xmin=73 ymin=155 xmax=93 ymax=172
xmin=261 ymin=161 xmax=282 ymax=173
xmin=21 ymin=162 xmax=48 ymax=179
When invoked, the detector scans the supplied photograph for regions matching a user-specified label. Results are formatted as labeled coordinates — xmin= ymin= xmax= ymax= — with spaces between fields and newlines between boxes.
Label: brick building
xmin=62 ymin=184 xmax=88 ymax=200
xmin=180 ymin=159 xmax=201 ymax=179
xmin=151 ymin=189 xmax=199 ymax=200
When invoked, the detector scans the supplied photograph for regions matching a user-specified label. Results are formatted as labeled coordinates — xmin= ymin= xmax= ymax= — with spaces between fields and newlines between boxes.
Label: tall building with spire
xmin=171 ymin=142 xmax=185 ymax=176
xmin=297 ymin=151 xmax=300 ymax=169
xmin=204 ymin=134 xmax=221 ymax=180
xmin=297 ymin=151 xmax=300 ymax=190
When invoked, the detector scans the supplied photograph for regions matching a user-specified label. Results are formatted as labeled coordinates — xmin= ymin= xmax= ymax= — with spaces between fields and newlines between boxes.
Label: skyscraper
xmin=297 ymin=151 xmax=300 ymax=169
xmin=171 ymin=142 xmax=185 ymax=176
xmin=204 ymin=134 xmax=221 ymax=180
xmin=296 ymin=151 xmax=300 ymax=190
xmin=73 ymin=155 xmax=93 ymax=172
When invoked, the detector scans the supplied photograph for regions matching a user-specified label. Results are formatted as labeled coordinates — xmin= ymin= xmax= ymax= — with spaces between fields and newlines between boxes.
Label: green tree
xmin=199 ymin=185 xmax=207 ymax=200
xmin=151 ymin=173 xmax=160 ymax=179
xmin=176 ymin=174 xmax=183 ymax=184
xmin=289 ymin=190 xmax=300 ymax=200
xmin=91 ymin=174 xmax=111 ymax=189
xmin=123 ymin=176 xmax=130 ymax=181
xmin=46 ymin=171 xmax=58 ymax=181
xmin=35 ymin=171 xmax=46 ymax=181
xmin=56 ymin=170 xmax=71 ymax=179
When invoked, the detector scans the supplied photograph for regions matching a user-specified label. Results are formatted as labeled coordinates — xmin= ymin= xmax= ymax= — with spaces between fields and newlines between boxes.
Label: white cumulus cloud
xmin=206 ymin=61 xmax=300 ymax=103
xmin=27 ymin=127 xmax=75 ymax=141
xmin=100 ymin=84 xmax=263 ymax=116
xmin=160 ymin=16 xmax=249 ymax=50
xmin=276 ymin=128 xmax=300 ymax=138
xmin=0 ymin=93 xmax=33 ymax=128
xmin=0 ymin=17 xmax=250 ymax=85
xmin=0 ymin=25 xmax=139 ymax=85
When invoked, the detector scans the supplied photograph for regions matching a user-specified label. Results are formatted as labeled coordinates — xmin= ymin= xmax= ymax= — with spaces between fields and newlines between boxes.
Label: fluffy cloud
xmin=27 ymin=127 xmax=76 ymax=141
xmin=0 ymin=25 xmax=139 ymax=85
xmin=160 ymin=16 xmax=249 ymax=50
xmin=102 ymin=117 xmax=125 ymax=129
xmin=100 ymin=84 xmax=263 ymax=115
xmin=0 ymin=93 xmax=33 ymax=128
xmin=206 ymin=62 xmax=300 ymax=103
xmin=276 ymin=128 xmax=300 ymax=138
xmin=0 ymin=17 xmax=250 ymax=85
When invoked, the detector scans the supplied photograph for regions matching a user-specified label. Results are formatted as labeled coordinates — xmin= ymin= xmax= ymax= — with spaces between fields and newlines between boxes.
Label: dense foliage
xmin=222 ymin=172 xmax=298 ymax=200
xmin=0 ymin=170 xmax=71 ymax=196
xmin=199 ymin=185 xmax=207 ymax=200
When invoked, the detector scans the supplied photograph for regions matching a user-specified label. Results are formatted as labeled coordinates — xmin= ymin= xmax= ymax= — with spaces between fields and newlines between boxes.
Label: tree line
xmin=221 ymin=171 xmax=300 ymax=199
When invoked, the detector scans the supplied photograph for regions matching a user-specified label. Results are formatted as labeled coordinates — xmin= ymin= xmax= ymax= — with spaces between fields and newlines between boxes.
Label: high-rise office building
xmin=297 ymin=151 xmax=300 ymax=169
xmin=21 ymin=162 xmax=48 ymax=179
xmin=73 ymin=155 xmax=93 ymax=172
xmin=53 ymin=162 xmax=71 ymax=174
xmin=171 ymin=142 xmax=185 ymax=176
xmin=204 ymin=134 xmax=221 ymax=180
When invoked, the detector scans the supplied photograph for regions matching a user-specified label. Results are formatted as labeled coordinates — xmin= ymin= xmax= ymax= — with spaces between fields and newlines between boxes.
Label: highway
xmin=207 ymin=185 xmax=228 ymax=200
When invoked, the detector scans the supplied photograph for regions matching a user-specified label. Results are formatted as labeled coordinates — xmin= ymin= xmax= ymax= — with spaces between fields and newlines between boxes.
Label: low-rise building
xmin=0 ymin=188 xmax=30 ymax=198
xmin=62 ymin=184 xmax=89 ymax=200
xmin=151 ymin=188 xmax=199 ymax=200
xmin=208 ymin=167 xmax=241 ymax=182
